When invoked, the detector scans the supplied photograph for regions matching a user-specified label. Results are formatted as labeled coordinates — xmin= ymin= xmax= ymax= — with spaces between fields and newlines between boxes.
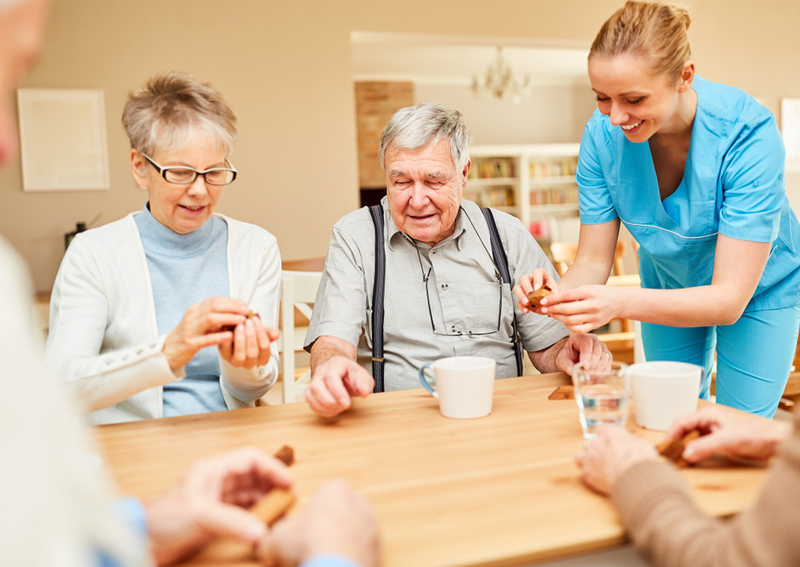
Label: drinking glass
xmin=572 ymin=361 xmax=630 ymax=441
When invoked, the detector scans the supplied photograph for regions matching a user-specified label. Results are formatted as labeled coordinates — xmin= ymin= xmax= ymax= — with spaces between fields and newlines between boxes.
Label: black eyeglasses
xmin=143 ymin=154 xmax=237 ymax=186
xmin=411 ymin=207 xmax=504 ymax=337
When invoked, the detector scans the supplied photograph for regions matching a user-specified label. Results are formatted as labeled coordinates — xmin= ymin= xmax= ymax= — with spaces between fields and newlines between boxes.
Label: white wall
xmin=786 ymin=174 xmax=800 ymax=216
xmin=4 ymin=0 xmax=800 ymax=292
xmin=414 ymin=83 xmax=595 ymax=145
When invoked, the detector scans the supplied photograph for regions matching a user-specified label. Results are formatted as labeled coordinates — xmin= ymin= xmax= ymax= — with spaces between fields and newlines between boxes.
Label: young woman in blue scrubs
xmin=515 ymin=0 xmax=800 ymax=417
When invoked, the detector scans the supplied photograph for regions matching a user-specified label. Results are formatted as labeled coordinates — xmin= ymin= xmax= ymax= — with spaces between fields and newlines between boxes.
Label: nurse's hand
xmin=541 ymin=285 xmax=625 ymax=333
xmin=219 ymin=315 xmax=279 ymax=370
xmin=514 ymin=269 xmax=561 ymax=314
xmin=163 ymin=297 xmax=250 ymax=370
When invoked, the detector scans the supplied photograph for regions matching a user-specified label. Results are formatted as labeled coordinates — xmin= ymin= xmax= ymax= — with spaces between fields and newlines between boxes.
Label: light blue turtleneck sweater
xmin=134 ymin=203 xmax=228 ymax=417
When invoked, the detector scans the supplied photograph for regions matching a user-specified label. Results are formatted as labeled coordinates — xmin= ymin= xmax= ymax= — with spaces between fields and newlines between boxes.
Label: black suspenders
xmin=479 ymin=208 xmax=525 ymax=377
xmin=368 ymin=205 xmax=386 ymax=393
xmin=368 ymin=205 xmax=524 ymax=389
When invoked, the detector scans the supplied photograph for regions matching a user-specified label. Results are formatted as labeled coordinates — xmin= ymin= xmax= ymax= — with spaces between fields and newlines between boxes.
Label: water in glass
xmin=575 ymin=383 xmax=629 ymax=440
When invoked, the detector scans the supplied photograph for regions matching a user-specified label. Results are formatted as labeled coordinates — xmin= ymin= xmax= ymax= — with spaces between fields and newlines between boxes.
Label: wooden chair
xmin=780 ymin=330 xmax=800 ymax=411
xmin=549 ymin=240 xmax=632 ymax=334
xmin=550 ymin=240 xmax=626 ymax=279
xmin=279 ymin=270 xmax=322 ymax=403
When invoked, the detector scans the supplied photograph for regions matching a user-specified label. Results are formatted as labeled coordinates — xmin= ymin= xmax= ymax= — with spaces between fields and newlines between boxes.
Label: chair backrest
xmin=549 ymin=240 xmax=626 ymax=278
xmin=549 ymin=242 xmax=579 ymax=277
xmin=280 ymin=270 xmax=322 ymax=403
xmin=549 ymin=240 xmax=630 ymax=333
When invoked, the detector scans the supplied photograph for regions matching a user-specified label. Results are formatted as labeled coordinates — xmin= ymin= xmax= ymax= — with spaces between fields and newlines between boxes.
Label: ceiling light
xmin=471 ymin=47 xmax=532 ymax=104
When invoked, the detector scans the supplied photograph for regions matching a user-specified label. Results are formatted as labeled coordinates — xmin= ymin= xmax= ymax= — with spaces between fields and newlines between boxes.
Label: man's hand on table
xmin=305 ymin=356 xmax=374 ymax=418
xmin=574 ymin=426 xmax=659 ymax=495
xmin=555 ymin=332 xmax=611 ymax=375
xmin=256 ymin=480 xmax=379 ymax=567
xmin=665 ymin=405 xmax=791 ymax=464
xmin=144 ymin=447 xmax=293 ymax=566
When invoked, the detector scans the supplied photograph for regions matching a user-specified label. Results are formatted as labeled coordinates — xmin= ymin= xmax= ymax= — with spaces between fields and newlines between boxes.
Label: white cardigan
xmin=45 ymin=211 xmax=281 ymax=425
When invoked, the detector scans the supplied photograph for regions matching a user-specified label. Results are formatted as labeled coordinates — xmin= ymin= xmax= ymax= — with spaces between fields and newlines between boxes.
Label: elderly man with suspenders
xmin=303 ymin=104 xmax=609 ymax=418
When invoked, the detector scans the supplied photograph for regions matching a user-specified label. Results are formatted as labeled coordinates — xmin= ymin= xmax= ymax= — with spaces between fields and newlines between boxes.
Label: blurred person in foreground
xmin=46 ymin=71 xmax=281 ymax=424
xmin=0 ymin=1 xmax=379 ymax=565
xmin=575 ymin=404 xmax=799 ymax=566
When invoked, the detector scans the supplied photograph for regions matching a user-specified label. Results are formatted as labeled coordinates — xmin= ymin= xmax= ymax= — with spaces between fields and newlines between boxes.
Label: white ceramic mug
xmin=418 ymin=356 xmax=496 ymax=419
xmin=630 ymin=361 xmax=703 ymax=431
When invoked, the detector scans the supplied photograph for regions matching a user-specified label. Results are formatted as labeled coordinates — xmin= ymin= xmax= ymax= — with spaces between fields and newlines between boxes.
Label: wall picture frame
xmin=17 ymin=88 xmax=109 ymax=191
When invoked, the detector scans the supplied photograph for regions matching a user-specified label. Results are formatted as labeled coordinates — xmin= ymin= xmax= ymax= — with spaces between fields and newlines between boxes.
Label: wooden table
xmin=282 ymin=257 xmax=325 ymax=272
xmin=96 ymin=373 xmax=768 ymax=567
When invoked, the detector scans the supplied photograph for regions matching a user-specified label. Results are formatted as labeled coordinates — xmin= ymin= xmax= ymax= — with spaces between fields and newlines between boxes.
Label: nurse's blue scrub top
xmin=577 ymin=76 xmax=800 ymax=313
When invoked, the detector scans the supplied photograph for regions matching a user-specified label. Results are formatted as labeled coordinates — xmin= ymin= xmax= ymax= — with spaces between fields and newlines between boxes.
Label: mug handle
xmin=418 ymin=363 xmax=438 ymax=399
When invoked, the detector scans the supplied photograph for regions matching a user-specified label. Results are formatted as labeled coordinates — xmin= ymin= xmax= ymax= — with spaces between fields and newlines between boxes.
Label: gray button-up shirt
xmin=305 ymin=198 xmax=570 ymax=390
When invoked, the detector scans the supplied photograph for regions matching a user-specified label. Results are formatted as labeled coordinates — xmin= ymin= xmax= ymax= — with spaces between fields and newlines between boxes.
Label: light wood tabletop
xmin=281 ymin=257 xmax=325 ymax=272
xmin=95 ymin=373 xmax=769 ymax=567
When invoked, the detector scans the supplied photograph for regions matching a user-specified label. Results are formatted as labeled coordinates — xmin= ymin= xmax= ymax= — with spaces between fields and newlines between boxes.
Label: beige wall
xmin=2 ymin=0 xmax=800 ymax=291
xmin=415 ymin=83 xmax=597 ymax=145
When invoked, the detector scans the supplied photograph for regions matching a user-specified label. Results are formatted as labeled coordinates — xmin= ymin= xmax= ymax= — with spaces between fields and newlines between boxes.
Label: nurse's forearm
xmin=559 ymin=220 xmax=621 ymax=290
xmin=559 ymin=260 xmax=615 ymax=289
xmin=620 ymin=235 xmax=770 ymax=327
xmin=619 ymin=284 xmax=754 ymax=327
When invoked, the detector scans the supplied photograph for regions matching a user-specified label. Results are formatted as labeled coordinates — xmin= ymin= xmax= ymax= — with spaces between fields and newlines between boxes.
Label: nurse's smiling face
xmin=588 ymin=52 xmax=695 ymax=143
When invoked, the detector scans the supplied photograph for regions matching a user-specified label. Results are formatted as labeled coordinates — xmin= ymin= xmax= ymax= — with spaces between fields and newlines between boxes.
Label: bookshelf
xmin=466 ymin=144 xmax=581 ymax=237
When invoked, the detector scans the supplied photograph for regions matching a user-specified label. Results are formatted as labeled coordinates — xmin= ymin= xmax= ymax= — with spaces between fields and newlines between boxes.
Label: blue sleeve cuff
xmin=301 ymin=554 xmax=363 ymax=567
xmin=114 ymin=496 xmax=148 ymax=538
xmin=96 ymin=498 xmax=148 ymax=567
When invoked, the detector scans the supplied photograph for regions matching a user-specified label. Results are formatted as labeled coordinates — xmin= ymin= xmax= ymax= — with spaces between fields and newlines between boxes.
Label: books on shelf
xmin=469 ymin=144 xmax=582 ymax=227
xmin=529 ymin=156 xmax=578 ymax=178
xmin=463 ymin=185 xmax=514 ymax=208
xmin=529 ymin=186 xmax=579 ymax=206
xmin=469 ymin=157 xmax=516 ymax=180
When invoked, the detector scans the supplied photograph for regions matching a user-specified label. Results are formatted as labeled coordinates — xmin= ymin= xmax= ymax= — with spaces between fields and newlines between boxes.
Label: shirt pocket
xmin=442 ymin=281 xmax=503 ymax=336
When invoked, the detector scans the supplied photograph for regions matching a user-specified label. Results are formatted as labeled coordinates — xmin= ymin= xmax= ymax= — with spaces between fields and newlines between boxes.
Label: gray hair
xmin=379 ymin=103 xmax=471 ymax=172
xmin=122 ymin=71 xmax=237 ymax=157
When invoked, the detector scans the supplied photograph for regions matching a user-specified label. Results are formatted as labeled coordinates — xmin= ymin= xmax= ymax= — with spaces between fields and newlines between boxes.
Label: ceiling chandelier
xmin=471 ymin=47 xmax=531 ymax=104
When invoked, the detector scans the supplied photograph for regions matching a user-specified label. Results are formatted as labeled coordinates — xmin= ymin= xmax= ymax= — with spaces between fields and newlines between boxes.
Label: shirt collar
xmin=384 ymin=196 xmax=468 ymax=252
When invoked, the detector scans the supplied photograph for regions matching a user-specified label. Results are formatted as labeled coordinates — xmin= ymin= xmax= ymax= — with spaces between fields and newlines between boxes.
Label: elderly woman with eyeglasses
xmin=45 ymin=72 xmax=281 ymax=424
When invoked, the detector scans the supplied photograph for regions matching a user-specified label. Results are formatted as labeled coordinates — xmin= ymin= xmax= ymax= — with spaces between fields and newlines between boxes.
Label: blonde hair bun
xmin=590 ymin=1 xmax=692 ymax=81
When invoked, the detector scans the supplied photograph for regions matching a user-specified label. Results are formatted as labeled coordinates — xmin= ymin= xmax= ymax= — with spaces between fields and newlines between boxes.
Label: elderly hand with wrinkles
xmin=161 ymin=297 xmax=278 ymax=371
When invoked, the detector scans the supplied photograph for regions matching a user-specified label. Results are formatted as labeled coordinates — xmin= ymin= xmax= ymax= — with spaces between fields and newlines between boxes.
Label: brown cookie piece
xmin=548 ymin=385 xmax=575 ymax=400
xmin=274 ymin=445 xmax=295 ymax=466
xmin=247 ymin=444 xmax=297 ymax=526
xmin=657 ymin=430 xmax=701 ymax=468
xmin=249 ymin=488 xmax=295 ymax=526
xmin=223 ymin=310 xmax=259 ymax=332
xmin=527 ymin=287 xmax=553 ymax=311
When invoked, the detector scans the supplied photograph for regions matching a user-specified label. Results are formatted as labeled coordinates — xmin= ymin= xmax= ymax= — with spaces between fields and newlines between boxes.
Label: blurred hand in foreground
xmin=256 ymin=480 xmax=379 ymax=567
xmin=665 ymin=405 xmax=791 ymax=464
xmin=574 ymin=425 xmax=659 ymax=495
xmin=144 ymin=447 xmax=293 ymax=566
